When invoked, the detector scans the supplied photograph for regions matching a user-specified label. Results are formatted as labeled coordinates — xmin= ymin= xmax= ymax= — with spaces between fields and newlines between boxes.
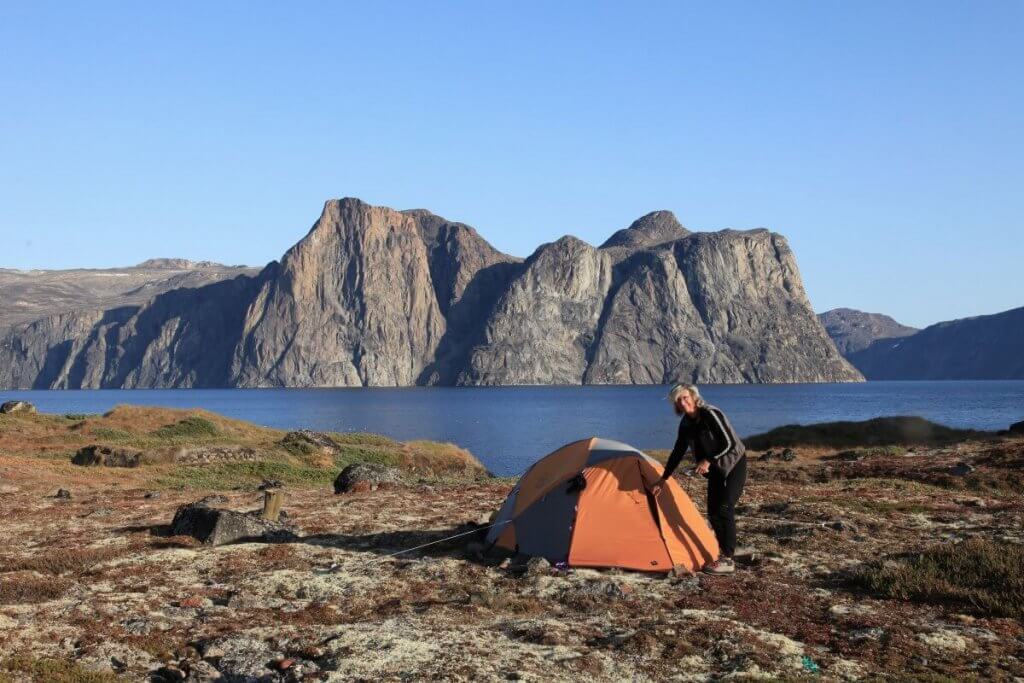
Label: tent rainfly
xmin=486 ymin=437 xmax=719 ymax=573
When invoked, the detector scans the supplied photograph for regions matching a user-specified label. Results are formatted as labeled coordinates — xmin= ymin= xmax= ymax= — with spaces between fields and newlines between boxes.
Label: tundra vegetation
xmin=0 ymin=405 xmax=1021 ymax=681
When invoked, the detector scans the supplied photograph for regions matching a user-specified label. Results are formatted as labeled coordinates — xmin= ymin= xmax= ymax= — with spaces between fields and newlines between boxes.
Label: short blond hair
xmin=667 ymin=383 xmax=704 ymax=406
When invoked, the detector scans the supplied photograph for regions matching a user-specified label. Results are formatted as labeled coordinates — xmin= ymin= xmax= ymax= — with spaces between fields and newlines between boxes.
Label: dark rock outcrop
xmin=847 ymin=306 xmax=1024 ymax=380
xmin=1010 ymin=420 xmax=1024 ymax=435
xmin=71 ymin=445 xmax=142 ymax=468
xmin=818 ymin=308 xmax=918 ymax=355
xmin=333 ymin=463 xmax=404 ymax=493
xmin=170 ymin=501 xmax=295 ymax=545
xmin=0 ymin=400 xmax=36 ymax=414
xmin=0 ymin=198 xmax=861 ymax=388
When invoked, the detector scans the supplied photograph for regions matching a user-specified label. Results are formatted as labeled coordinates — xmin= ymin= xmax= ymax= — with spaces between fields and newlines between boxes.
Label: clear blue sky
xmin=1 ymin=2 xmax=1021 ymax=328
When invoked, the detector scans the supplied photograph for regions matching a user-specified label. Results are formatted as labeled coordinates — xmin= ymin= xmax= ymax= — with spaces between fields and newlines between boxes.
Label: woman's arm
xmin=660 ymin=420 xmax=690 ymax=480
xmin=704 ymin=407 xmax=735 ymax=461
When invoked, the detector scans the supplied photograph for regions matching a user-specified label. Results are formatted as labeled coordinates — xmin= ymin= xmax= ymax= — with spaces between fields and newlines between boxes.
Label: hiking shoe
xmin=702 ymin=558 xmax=735 ymax=575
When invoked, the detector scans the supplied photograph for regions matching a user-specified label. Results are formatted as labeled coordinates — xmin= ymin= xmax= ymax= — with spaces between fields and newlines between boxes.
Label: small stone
xmin=780 ymin=448 xmax=796 ymax=462
xmin=949 ymin=462 xmax=975 ymax=476
xmin=827 ymin=519 xmax=858 ymax=534
xmin=258 ymin=479 xmax=283 ymax=491
xmin=151 ymin=665 xmax=186 ymax=682
xmin=760 ymin=450 xmax=775 ymax=461
xmin=201 ymin=644 xmax=226 ymax=659
xmin=144 ymin=491 xmax=162 ymax=499
xmin=54 ymin=488 xmax=72 ymax=499
xmin=183 ymin=660 xmax=222 ymax=681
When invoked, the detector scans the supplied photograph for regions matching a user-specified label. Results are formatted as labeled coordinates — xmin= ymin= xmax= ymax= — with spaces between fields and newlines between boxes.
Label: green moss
xmin=853 ymin=538 xmax=1024 ymax=618
xmin=333 ymin=444 xmax=402 ymax=468
xmin=152 ymin=416 xmax=219 ymax=440
xmin=90 ymin=427 xmax=134 ymax=441
xmin=155 ymin=459 xmax=339 ymax=490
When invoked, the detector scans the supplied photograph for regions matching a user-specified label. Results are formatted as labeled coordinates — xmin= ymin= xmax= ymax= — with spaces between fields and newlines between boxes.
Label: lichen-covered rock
xmin=0 ymin=400 xmax=35 ymax=414
xmin=169 ymin=501 xmax=295 ymax=545
xmin=333 ymin=462 xmax=404 ymax=494
xmin=71 ymin=445 xmax=141 ymax=468
xmin=279 ymin=430 xmax=340 ymax=455
xmin=168 ymin=445 xmax=258 ymax=464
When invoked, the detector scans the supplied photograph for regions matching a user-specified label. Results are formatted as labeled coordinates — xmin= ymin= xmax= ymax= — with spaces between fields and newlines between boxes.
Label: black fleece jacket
xmin=661 ymin=405 xmax=737 ymax=480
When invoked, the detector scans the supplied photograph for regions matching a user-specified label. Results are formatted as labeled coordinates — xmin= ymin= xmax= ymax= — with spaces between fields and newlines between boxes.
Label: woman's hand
xmin=695 ymin=460 xmax=711 ymax=476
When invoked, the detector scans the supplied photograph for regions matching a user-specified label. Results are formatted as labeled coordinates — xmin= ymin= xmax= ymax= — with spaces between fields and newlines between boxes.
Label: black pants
xmin=707 ymin=455 xmax=747 ymax=558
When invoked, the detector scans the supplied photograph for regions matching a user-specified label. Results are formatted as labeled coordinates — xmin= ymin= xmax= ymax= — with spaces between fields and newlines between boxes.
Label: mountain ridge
xmin=0 ymin=197 xmax=861 ymax=388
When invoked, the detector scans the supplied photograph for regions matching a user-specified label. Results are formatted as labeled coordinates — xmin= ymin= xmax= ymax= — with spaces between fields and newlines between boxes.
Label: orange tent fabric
xmin=486 ymin=437 xmax=719 ymax=573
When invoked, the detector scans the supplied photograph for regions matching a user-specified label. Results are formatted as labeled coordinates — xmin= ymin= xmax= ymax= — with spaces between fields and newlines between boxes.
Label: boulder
xmin=170 ymin=501 xmax=296 ymax=546
xmin=780 ymin=448 xmax=797 ymax=462
xmin=71 ymin=445 xmax=141 ymax=468
xmin=0 ymin=400 xmax=36 ymax=415
xmin=280 ymin=430 xmax=340 ymax=455
xmin=949 ymin=462 xmax=975 ymax=477
xmin=333 ymin=463 xmax=403 ymax=494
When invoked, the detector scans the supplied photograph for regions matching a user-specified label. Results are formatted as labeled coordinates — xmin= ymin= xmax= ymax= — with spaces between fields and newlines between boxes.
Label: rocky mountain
xmin=0 ymin=198 xmax=861 ymax=388
xmin=0 ymin=260 xmax=259 ymax=333
xmin=818 ymin=308 xmax=918 ymax=355
xmin=845 ymin=306 xmax=1024 ymax=380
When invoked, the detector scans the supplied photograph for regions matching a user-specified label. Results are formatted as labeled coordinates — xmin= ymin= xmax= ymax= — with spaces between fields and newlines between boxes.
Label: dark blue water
xmin=3 ymin=382 xmax=1022 ymax=476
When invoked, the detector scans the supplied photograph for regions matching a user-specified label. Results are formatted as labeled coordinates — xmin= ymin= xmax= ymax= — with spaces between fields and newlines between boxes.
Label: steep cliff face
xmin=0 ymin=198 xmax=861 ymax=388
xmin=460 ymin=221 xmax=860 ymax=385
xmin=818 ymin=308 xmax=918 ymax=355
xmin=0 ymin=274 xmax=266 ymax=388
xmin=230 ymin=200 xmax=448 ymax=387
xmin=464 ymin=236 xmax=614 ymax=385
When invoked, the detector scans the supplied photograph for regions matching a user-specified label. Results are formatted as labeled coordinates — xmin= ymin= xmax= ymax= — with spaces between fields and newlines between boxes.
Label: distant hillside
xmin=0 ymin=261 xmax=259 ymax=333
xmin=818 ymin=308 xmax=918 ymax=355
xmin=847 ymin=306 xmax=1024 ymax=380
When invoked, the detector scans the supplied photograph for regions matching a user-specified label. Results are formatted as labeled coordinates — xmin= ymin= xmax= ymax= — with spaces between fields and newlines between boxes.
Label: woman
xmin=649 ymin=384 xmax=747 ymax=575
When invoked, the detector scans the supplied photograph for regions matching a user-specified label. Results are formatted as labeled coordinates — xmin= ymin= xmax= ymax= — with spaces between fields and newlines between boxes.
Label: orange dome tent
xmin=486 ymin=438 xmax=719 ymax=573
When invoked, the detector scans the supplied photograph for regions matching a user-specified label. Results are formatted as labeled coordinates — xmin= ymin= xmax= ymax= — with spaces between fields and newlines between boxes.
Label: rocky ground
xmin=0 ymin=406 xmax=1022 ymax=682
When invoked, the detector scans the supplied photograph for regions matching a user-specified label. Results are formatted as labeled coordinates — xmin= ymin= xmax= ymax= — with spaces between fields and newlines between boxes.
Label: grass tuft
xmin=0 ymin=574 xmax=71 ymax=605
xmin=852 ymin=538 xmax=1024 ymax=618
xmin=155 ymin=459 xmax=339 ymax=490
xmin=152 ymin=415 xmax=219 ymax=440
xmin=0 ymin=655 xmax=124 ymax=683
xmin=0 ymin=547 xmax=120 ymax=576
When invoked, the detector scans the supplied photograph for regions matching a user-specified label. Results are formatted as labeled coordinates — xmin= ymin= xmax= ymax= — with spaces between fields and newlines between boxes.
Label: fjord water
xmin=3 ymin=381 xmax=1022 ymax=476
